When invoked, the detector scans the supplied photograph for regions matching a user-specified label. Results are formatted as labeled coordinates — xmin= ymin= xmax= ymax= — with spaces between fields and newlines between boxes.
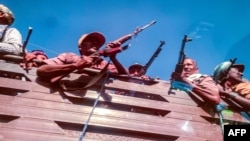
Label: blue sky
xmin=3 ymin=0 xmax=250 ymax=80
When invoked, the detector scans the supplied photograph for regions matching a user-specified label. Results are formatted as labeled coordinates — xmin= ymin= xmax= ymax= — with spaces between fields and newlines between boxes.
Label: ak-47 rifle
xmin=168 ymin=35 xmax=192 ymax=93
xmin=174 ymin=35 xmax=192 ymax=74
xmin=22 ymin=27 xmax=33 ymax=73
xmin=143 ymin=40 xmax=165 ymax=75
xmin=51 ymin=21 xmax=157 ymax=83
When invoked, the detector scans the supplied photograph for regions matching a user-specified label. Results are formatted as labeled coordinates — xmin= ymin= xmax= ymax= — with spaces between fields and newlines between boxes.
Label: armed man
xmin=0 ymin=4 xmax=22 ymax=56
xmin=128 ymin=63 xmax=150 ymax=80
xmin=213 ymin=59 xmax=250 ymax=109
xmin=34 ymin=21 xmax=156 ymax=84
xmin=36 ymin=31 xmax=129 ymax=83
xmin=170 ymin=35 xmax=220 ymax=105
xmin=129 ymin=40 xmax=165 ymax=81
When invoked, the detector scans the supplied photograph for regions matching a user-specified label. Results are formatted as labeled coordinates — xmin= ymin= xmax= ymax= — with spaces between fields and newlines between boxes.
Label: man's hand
xmin=75 ymin=56 xmax=98 ymax=69
xmin=103 ymin=47 xmax=123 ymax=57
xmin=217 ymin=84 xmax=232 ymax=98
xmin=171 ymin=71 xmax=184 ymax=81
xmin=19 ymin=53 xmax=37 ymax=70
xmin=106 ymin=41 xmax=121 ymax=48
xmin=140 ymin=75 xmax=151 ymax=81
xmin=20 ymin=62 xmax=33 ymax=70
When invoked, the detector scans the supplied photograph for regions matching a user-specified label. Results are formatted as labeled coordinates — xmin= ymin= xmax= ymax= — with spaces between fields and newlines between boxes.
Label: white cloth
xmin=186 ymin=73 xmax=204 ymax=82
xmin=0 ymin=25 xmax=23 ymax=55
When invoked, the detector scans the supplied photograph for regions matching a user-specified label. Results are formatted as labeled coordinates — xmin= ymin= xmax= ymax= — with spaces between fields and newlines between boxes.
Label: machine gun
xmin=143 ymin=40 xmax=165 ymax=75
xmin=174 ymin=35 xmax=192 ymax=74
xmin=168 ymin=35 xmax=192 ymax=93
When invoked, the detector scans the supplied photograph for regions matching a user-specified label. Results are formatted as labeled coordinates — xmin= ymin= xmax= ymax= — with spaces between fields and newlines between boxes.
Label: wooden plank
xmin=30 ymin=79 xmax=200 ymax=107
xmin=176 ymin=136 xmax=206 ymax=141
xmin=1 ymin=117 xmax=64 ymax=134
xmin=0 ymin=62 xmax=37 ymax=76
xmin=5 ymin=91 xmax=214 ymax=123
xmin=0 ymin=77 xmax=31 ymax=91
xmin=18 ymin=91 xmax=214 ymax=124
xmin=0 ymin=126 xmax=176 ymax=141
xmin=165 ymin=112 xmax=211 ymax=123
xmin=100 ymin=94 xmax=249 ymax=123
xmin=0 ymin=127 xmax=102 ymax=141
xmin=0 ymin=94 xmax=219 ymax=130
xmin=17 ymin=89 xmax=250 ymax=124
xmin=20 ymin=91 xmax=73 ymax=104
xmin=0 ymin=102 xmax=221 ymax=140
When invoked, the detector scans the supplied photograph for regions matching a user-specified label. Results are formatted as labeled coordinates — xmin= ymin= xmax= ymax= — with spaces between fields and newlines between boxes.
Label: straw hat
xmin=78 ymin=32 xmax=105 ymax=49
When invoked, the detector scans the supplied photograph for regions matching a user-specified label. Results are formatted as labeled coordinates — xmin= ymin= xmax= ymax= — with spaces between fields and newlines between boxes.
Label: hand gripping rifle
xmin=143 ymin=40 xmax=165 ymax=75
xmin=51 ymin=21 xmax=157 ymax=83
xmin=168 ymin=35 xmax=192 ymax=94
xmin=22 ymin=27 xmax=33 ymax=73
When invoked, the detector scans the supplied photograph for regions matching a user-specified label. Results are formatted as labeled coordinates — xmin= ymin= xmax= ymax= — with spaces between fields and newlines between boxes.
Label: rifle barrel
xmin=23 ymin=27 xmax=33 ymax=73
xmin=144 ymin=40 xmax=165 ymax=74
xmin=134 ymin=20 xmax=157 ymax=35
xmin=141 ymin=20 xmax=156 ymax=30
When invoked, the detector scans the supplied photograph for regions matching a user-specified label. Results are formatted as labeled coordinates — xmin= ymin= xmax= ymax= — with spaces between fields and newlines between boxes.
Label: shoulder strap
xmin=0 ymin=26 xmax=9 ymax=42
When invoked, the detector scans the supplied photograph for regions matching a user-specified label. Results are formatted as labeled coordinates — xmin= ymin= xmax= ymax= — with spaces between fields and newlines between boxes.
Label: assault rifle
xmin=168 ymin=35 xmax=192 ymax=93
xmin=174 ymin=35 xmax=192 ymax=74
xmin=22 ymin=27 xmax=33 ymax=73
xmin=51 ymin=21 xmax=157 ymax=83
xmin=143 ymin=40 xmax=165 ymax=75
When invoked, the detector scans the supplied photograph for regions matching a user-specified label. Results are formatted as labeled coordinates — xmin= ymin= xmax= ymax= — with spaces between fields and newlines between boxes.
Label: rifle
xmin=22 ymin=27 xmax=33 ymax=73
xmin=51 ymin=21 xmax=157 ymax=83
xmin=143 ymin=40 xmax=165 ymax=75
xmin=174 ymin=35 xmax=192 ymax=74
xmin=168 ymin=35 xmax=192 ymax=93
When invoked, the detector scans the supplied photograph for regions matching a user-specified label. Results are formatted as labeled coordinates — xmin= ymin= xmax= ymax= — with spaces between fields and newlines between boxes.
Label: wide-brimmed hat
xmin=0 ymin=4 xmax=14 ymax=25
xmin=78 ymin=32 xmax=105 ymax=49
xmin=128 ymin=63 xmax=145 ymax=73
xmin=213 ymin=60 xmax=245 ymax=84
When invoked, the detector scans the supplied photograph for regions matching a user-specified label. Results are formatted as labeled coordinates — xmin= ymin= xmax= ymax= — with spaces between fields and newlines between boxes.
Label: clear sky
xmin=3 ymin=0 xmax=250 ymax=80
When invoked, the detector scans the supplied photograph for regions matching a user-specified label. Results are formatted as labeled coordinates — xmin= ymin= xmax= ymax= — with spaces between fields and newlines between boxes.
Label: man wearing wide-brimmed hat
xmin=36 ymin=32 xmax=128 ymax=82
xmin=213 ymin=59 xmax=250 ymax=109
xmin=0 ymin=4 xmax=22 ymax=56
